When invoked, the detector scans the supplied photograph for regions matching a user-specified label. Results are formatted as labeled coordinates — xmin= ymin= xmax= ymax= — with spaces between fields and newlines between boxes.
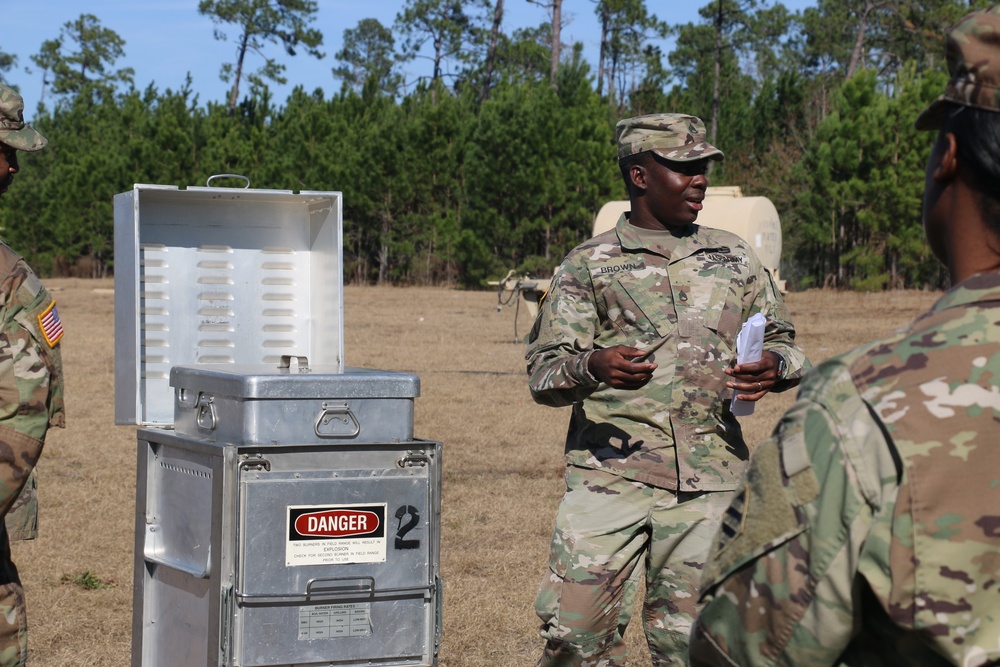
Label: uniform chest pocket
xmin=603 ymin=273 xmax=674 ymax=340
xmin=675 ymin=265 xmax=742 ymax=349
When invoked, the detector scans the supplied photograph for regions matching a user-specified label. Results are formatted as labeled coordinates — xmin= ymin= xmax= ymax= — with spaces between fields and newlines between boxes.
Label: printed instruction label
xmin=286 ymin=503 xmax=387 ymax=566
xmin=298 ymin=603 xmax=372 ymax=640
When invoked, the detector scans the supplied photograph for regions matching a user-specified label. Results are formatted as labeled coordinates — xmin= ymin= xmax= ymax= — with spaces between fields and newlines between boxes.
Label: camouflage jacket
xmin=0 ymin=243 xmax=65 ymax=541
xmin=691 ymin=272 xmax=1000 ymax=666
xmin=526 ymin=214 xmax=807 ymax=491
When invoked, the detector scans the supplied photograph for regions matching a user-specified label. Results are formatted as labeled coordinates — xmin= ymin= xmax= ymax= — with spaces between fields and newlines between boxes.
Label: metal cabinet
xmin=115 ymin=183 xmax=442 ymax=666
xmin=132 ymin=427 xmax=441 ymax=667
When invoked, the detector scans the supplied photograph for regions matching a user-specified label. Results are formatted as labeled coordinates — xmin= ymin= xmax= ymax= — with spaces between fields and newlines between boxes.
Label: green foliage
xmin=60 ymin=570 xmax=116 ymax=590
xmin=333 ymin=19 xmax=403 ymax=97
xmin=0 ymin=51 xmax=16 ymax=76
xmin=463 ymin=77 xmax=618 ymax=285
xmin=198 ymin=0 xmax=324 ymax=111
xmin=30 ymin=14 xmax=134 ymax=102
xmin=788 ymin=66 xmax=947 ymax=289
xmin=0 ymin=1 xmax=979 ymax=291
xmin=593 ymin=0 xmax=669 ymax=110
xmin=395 ymin=0 xmax=492 ymax=85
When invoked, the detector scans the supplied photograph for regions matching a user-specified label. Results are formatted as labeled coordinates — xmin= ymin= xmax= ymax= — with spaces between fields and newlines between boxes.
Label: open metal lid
xmin=113 ymin=181 xmax=344 ymax=426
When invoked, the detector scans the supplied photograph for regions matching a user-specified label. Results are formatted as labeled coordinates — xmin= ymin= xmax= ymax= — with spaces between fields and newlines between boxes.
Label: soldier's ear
xmin=931 ymin=131 xmax=959 ymax=183
xmin=629 ymin=163 xmax=648 ymax=192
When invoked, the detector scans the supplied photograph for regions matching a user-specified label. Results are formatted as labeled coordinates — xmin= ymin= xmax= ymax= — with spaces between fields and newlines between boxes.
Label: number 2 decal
xmin=394 ymin=505 xmax=420 ymax=549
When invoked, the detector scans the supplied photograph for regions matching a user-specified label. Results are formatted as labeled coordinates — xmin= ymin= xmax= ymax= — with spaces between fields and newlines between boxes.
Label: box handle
xmin=315 ymin=402 xmax=360 ymax=438
xmin=205 ymin=173 xmax=250 ymax=189
xmin=307 ymin=576 xmax=374 ymax=599
xmin=143 ymin=524 xmax=212 ymax=579
xmin=235 ymin=577 xmax=436 ymax=604
xmin=176 ymin=387 xmax=199 ymax=409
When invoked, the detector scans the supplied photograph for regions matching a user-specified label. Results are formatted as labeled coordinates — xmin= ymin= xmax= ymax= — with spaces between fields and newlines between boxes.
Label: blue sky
xmin=3 ymin=1 xmax=817 ymax=108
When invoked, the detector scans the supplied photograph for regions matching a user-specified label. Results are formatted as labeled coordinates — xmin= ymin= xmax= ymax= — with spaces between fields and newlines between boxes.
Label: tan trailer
xmin=492 ymin=186 xmax=786 ymax=339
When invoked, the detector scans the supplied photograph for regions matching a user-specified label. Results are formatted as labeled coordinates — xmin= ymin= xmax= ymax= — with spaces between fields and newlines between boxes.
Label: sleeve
xmin=745 ymin=254 xmax=809 ymax=392
xmin=689 ymin=362 xmax=891 ymax=667
xmin=0 ymin=262 xmax=64 ymax=517
xmin=524 ymin=255 xmax=601 ymax=408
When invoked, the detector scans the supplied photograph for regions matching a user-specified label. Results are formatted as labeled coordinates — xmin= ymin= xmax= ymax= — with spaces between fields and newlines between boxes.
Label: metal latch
xmin=239 ymin=453 xmax=271 ymax=473
xmin=279 ymin=355 xmax=310 ymax=373
xmin=398 ymin=452 xmax=431 ymax=468
xmin=196 ymin=394 xmax=217 ymax=433
xmin=314 ymin=402 xmax=360 ymax=438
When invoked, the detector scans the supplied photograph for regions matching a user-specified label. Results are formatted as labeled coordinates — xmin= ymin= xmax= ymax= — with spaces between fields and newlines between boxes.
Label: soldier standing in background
xmin=690 ymin=6 xmax=1000 ymax=666
xmin=0 ymin=83 xmax=66 ymax=667
xmin=525 ymin=113 xmax=808 ymax=666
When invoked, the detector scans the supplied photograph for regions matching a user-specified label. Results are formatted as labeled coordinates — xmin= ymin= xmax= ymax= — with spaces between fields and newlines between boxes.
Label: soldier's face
xmin=0 ymin=144 xmax=18 ymax=197
xmin=644 ymin=154 xmax=709 ymax=228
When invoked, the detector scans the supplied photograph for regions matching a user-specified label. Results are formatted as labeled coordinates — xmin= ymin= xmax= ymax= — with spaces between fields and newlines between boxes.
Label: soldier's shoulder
xmin=0 ymin=242 xmax=22 ymax=275
xmin=559 ymin=230 xmax=622 ymax=265
xmin=578 ymin=228 xmax=619 ymax=251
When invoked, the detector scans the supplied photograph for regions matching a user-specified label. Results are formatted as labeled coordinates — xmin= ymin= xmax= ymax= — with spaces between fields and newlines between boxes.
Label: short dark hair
xmin=942 ymin=103 xmax=1000 ymax=232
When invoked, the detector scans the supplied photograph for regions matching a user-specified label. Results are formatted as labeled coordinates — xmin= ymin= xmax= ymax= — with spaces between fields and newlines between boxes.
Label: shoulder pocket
xmin=702 ymin=437 xmax=807 ymax=592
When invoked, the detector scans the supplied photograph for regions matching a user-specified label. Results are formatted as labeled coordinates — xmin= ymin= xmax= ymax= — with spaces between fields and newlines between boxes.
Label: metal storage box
xmin=171 ymin=362 xmax=419 ymax=445
xmin=116 ymin=181 xmax=442 ymax=667
xmin=133 ymin=424 xmax=441 ymax=667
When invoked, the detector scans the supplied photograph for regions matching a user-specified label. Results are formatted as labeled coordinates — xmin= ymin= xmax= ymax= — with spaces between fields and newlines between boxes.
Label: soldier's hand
xmin=589 ymin=346 xmax=657 ymax=390
xmin=725 ymin=350 xmax=780 ymax=401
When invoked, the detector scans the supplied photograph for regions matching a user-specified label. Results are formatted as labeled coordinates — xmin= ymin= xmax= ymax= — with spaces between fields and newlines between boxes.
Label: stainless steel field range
xmin=115 ymin=181 xmax=441 ymax=667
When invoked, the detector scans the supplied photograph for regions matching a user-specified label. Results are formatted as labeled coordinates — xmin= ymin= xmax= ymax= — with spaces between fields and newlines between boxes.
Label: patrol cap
xmin=916 ymin=5 xmax=1000 ymax=130
xmin=0 ymin=84 xmax=46 ymax=152
xmin=616 ymin=113 xmax=724 ymax=162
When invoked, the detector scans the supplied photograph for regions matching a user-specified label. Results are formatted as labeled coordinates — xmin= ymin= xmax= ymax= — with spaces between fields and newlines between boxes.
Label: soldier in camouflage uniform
xmin=526 ymin=113 xmax=808 ymax=666
xmin=0 ymin=84 xmax=66 ymax=667
xmin=690 ymin=7 xmax=1000 ymax=666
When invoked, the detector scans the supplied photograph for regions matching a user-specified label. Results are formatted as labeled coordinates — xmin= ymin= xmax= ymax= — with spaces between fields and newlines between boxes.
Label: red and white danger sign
xmin=286 ymin=503 xmax=387 ymax=567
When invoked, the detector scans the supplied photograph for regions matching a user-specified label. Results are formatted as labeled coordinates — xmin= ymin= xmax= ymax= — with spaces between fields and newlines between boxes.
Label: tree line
xmin=0 ymin=0 xmax=989 ymax=290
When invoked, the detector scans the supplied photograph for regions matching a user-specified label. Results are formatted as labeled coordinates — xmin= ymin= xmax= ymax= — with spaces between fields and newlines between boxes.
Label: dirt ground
xmin=15 ymin=280 xmax=940 ymax=666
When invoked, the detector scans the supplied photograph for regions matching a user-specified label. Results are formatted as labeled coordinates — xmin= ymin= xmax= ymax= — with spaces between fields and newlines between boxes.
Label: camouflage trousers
xmin=535 ymin=466 xmax=732 ymax=667
xmin=0 ymin=527 xmax=26 ymax=667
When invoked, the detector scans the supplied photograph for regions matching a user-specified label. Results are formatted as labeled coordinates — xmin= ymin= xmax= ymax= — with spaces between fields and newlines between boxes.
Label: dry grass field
xmin=15 ymin=280 xmax=940 ymax=666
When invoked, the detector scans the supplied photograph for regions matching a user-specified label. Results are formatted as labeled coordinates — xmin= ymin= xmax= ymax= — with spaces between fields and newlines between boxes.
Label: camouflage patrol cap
xmin=916 ymin=5 xmax=1000 ymax=130
xmin=616 ymin=113 xmax=724 ymax=162
xmin=0 ymin=84 xmax=46 ymax=152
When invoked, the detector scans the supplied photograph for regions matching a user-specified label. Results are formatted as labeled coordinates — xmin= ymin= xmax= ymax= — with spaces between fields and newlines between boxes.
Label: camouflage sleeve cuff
xmin=527 ymin=349 xmax=601 ymax=406
xmin=577 ymin=349 xmax=600 ymax=385
xmin=763 ymin=345 xmax=810 ymax=393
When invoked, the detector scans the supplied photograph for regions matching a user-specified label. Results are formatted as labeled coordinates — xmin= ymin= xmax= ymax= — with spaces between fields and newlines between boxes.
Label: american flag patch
xmin=38 ymin=301 xmax=64 ymax=347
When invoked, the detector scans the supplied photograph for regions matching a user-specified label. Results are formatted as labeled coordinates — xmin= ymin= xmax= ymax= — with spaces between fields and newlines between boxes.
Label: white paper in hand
xmin=731 ymin=312 xmax=766 ymax=417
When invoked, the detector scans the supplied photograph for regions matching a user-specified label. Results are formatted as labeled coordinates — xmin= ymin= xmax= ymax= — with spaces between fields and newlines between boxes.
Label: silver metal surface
xmin=114 ymin=184 xmax=344 ymax=426
xmin=131 ymin=428 xmax=441 ymax=667
xmin=119 ymin=182 xmax=441 ymax=667
xmin=131 ymin=430 xmax=237 ymax=667
xmin=170 ymin=365 xmax=420 ymax=445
